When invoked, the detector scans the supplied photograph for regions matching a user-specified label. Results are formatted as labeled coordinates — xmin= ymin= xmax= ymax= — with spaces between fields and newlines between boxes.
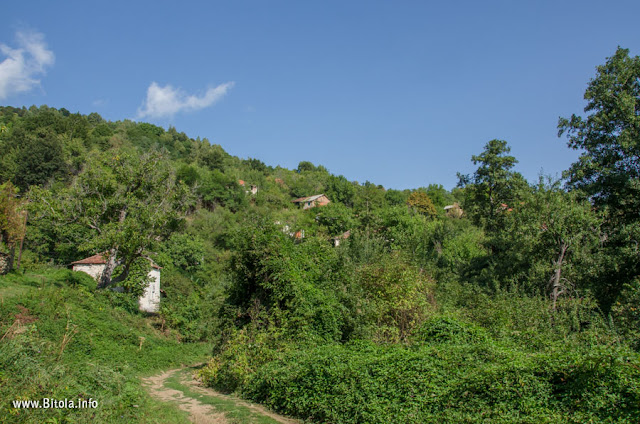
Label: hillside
xmin=0 ymin=268 xmax=208 ymax=423
xmin=1 ymin=47 xmax=640 ymax=424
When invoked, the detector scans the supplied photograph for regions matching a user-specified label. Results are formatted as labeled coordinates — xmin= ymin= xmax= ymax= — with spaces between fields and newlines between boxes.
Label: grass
xmin=0 ymin=267 xmax=210 ymax=423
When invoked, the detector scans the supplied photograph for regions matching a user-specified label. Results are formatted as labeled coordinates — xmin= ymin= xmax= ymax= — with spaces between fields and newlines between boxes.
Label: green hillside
xmin=1 ymin=47 xmax=640 ymax=423
xmin=0 ymin=268 xmax=207 ymax=423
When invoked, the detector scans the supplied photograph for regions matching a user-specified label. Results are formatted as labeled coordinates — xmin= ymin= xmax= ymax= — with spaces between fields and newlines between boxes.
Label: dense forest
xmin=1 ymin=48 xmax=639 ymax=423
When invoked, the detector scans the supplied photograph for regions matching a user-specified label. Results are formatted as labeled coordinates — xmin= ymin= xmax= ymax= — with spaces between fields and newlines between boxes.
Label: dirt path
xmin=143 ymin=368 xmax=298 ymax=424
xmin=144 ymin=368 xmax=228 ymax=424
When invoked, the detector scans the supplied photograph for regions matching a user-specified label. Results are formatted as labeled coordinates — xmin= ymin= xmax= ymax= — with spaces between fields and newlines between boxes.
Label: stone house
xmin=71 ymin=253 xmax=161 ymax=313
xmin=292 ymin=194 xmax=331 ymax=210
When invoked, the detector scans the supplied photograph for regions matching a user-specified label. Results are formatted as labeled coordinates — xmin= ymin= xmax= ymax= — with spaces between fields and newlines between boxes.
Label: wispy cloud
xmin=0 ymin=30 xmax=55 ymax=100
xmin=137 ymin=81 xmax=234 ymax=119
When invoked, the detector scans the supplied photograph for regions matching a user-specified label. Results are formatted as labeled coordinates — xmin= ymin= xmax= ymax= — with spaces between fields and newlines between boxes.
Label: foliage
xmin=0 ymin=268 xmax=208 ymax=423
xmin=242 ymin=324 xmax=640 ymax=424
xmin=0 ymin=182 xmax=26 ymax=251
xmin=406 ymin=191 xmax=438 ymax=218
xmin=28 ymin=151 xmax=191 ymax=289
xmin=558 ymin=47 xmax=640 ymax=224
xmin=459 ymin=139 xmax=526 ymax=230
xmin=484 ymin=179 xmax=603 ymax=299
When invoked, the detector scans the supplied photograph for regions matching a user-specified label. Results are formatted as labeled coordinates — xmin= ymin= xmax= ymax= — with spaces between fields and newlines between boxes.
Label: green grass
xmin=0 ymin=268 xmax=210 ymax=423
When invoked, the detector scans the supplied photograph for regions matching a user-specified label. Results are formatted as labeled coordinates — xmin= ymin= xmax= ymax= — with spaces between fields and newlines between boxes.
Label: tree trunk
xmin=550 ymin=242 xmax=568 ymax=311
xmin=15 ymin=211 xmax=27 ymax=271
xmin=97 ymin=208 xmax=128 ymax=289
xmin=97 ymin=248 xmax=119 ymax=289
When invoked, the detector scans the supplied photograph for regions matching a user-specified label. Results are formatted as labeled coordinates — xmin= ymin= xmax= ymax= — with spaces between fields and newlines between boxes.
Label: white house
xmin=71 ymin=253 xmax=161 ymax=313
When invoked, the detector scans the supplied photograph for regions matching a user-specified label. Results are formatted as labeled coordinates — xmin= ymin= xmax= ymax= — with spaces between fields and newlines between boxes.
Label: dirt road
xmin=143 ymin=367 xmax=298 ymax=424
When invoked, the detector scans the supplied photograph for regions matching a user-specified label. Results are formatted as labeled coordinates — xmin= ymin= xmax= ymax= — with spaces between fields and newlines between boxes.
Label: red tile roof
xmin=72 ymin=253 xmax=161 ymax=269
xmin=71 ymin=253 xmax=107 ymax=265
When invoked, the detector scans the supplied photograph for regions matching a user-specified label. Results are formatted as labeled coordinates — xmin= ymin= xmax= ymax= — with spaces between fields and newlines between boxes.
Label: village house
xmin=71 ymin=253 xmax=161 ymax=313
xmin=444 ymin=203 xmax=464 ymax=218
xmin=292 ymin=194 xmax=331 ymax=210
xmin=332 ymin=230 xmax=351 ymax=247
xmin=238 ymin=180 xmax=258 ymax=195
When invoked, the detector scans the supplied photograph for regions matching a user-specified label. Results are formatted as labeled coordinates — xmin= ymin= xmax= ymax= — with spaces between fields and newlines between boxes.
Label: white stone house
xmin=71 ymin=253 xmax=161 ymax=313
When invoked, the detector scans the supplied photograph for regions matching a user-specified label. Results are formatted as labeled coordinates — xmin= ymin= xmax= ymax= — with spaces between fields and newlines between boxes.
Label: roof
xmin=72 ymin=253 xmax=161 ymax=269
xmin=292 ymin=194 xmax=326 ymax=203
xmin=71 ymin=253 xmax=107 ymax=265
xmin=333 ymin=230 xmax=351 ymax=240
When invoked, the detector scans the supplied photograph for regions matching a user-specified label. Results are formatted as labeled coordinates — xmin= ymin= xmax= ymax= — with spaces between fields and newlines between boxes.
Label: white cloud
xmin=0 ymin=30 xmax=54 ymax=100
xmin=137 ymin=81 xmax=234 ymax=119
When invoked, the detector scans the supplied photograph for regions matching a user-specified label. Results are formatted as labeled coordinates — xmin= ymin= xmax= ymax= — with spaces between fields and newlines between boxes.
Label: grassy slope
xmin=0 ymin=268 xmax=209 ymax=423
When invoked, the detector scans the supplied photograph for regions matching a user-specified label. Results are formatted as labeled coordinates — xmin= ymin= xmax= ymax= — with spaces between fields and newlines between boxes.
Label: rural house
xmin=444 ymin=203 xmax=463 ymax=218
xmin=292 ymin=194 xmax=330 ymax=210
xmin=71 ymin=253 xmax=161 ymax=313
xmin=238 ymin=180 xmax=258 ymax=195
xmin=332 ymin=230 xmax=351 ymax=247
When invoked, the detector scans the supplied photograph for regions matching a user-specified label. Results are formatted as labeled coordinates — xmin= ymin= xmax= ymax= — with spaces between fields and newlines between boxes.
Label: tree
xmin=558 ymin=47 xmax=640 ymax=309
xmin=30 ymin=151 xmax=191 ymax=289
xmin=558 ymin=47 xmax=640 ymax=224
xmin=0 ymin=182 xmax=26 ymax=271
xmin=458 ymin=139 xmax=525 ymax=230
xmin=487 ymin=179 xmax=602 ymax=304
xmin=406 ymin=191 xmax=437 ymax=218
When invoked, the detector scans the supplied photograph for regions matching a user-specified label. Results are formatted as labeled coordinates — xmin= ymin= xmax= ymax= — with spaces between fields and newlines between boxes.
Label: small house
xmin=444 ymin=203 xmax=463 ymax=218
xmin=238 ymin=180 xmax=258 ymax=195
xmin=332 ymin=230 xmax=351 ymax=247
xmin=292 ymin=194 xmax=330 ymax=210
xmin=71 ymin=254 xmax=161 ymax=313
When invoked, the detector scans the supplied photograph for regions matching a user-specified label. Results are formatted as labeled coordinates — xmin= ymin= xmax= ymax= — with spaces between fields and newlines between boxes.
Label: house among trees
xmin=332 ymin=230 xmax=351 ymax=247
xmin=71 ymin=253 xmax=161 ymax=313
xmin=444 ymin=203 xmax=463 ymax=218
xmin=238 ymin=180 xmax=258 ymax=195
xmin=292 ymin=194 xmax=331 ymax=210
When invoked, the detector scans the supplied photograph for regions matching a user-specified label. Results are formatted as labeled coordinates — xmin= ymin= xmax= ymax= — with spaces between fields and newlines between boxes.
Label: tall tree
xmin=558 ymin=47 xmax=640 ymax=223
xmin=30 ymin=151 xmax=191 ymax=289
xmin=558 ymin=47 xmax=640 ymax=309
xmin=458 ymin=139 xmax=525 ymax=230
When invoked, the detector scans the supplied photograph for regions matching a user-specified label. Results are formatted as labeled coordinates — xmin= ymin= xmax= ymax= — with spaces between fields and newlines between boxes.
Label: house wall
xmin=316 ymin=196 xmax=330 ymax=207
xmin=72 ymin=263 xmax=106 ymax=280
xmin=139 ymin=269 xmax=161 ymax=313
xmin=73 ymin=263 xmax=160 ymax=313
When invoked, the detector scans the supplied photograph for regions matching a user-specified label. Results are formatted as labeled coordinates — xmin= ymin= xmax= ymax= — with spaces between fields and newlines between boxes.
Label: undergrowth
xmin=0 ymin=268 xmax=209 ymax=423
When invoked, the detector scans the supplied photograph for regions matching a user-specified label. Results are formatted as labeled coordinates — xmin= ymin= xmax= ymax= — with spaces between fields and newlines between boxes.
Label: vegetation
xmin=0 ymin=268 xmax=207 ymax=423
xmin=1 ymin=47 xmax=639 ymax=422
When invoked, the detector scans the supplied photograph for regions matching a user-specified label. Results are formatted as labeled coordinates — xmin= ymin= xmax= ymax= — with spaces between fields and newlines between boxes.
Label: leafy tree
xmin=0 ymin=182 xmax=26 ymax=268
xmin=326 ymin=175 xmax=356 ymax=207
xmin=487 ymin=179 xmax=603 ymax=303
xmin=297 ymin=161 xmax=318 ymax=173
xmin=197 ymin=170 xmax=246 ymax=211
xmin=558 ymin=47 xmax=640 ymax=309
xmin=30 ymin=151 xmax=191 ymax=290
xmin=406 ymin=191 xmax=437 ymax=218
xmin=315 ymin=202 xmax=355 ymax=236
xmin=558 ymin=47 xmax=640 ymax=224
xmin=176 ymin=164 xmax=201 ymax=187
xmin=8 ymin=128 xmax=68 ymax=191
xmin=459 ymin=139 xmax=525 ymax=230
xmin=384 ymin=189 xmax=408 ymax=206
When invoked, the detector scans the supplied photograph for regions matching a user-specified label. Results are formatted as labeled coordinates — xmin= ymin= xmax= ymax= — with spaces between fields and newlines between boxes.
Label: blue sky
xmin=2 ymin=0 xmax=640 ymax=190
